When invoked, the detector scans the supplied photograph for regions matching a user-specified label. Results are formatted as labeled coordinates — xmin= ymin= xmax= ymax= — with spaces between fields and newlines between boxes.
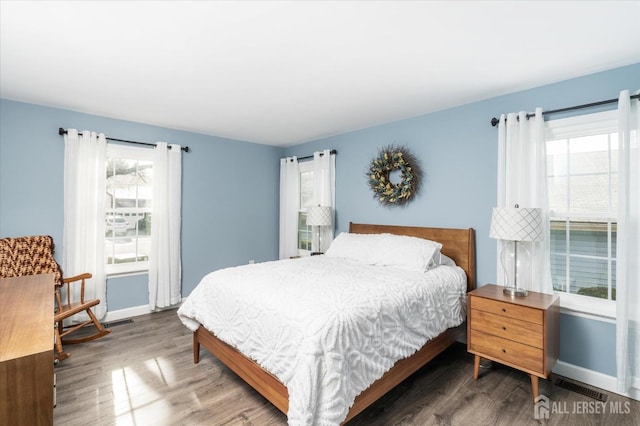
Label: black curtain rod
xmin=58 ymin=128 xmax=190 ymax=152
xmin=490 ymin=93 xmax=640 ymax=127
xmin=291 ymin=149 xmax=338 ymax=161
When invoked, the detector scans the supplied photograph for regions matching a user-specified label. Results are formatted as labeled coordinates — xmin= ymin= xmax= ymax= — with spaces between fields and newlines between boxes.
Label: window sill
xmin=106 ymin=260 xmax=150 ymax=278
xmin=558 ymin=292 xmax=616 ymax=324
xmin=106 ymin=269 xmax=149 ymax=279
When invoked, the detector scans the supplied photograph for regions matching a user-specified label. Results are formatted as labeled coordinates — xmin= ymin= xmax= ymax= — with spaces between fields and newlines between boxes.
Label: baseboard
xmin=103 ymin=304 xmax=153 ymax=322
xmin=553 ymin=360 xmax=640 ymax=401
xmin=103 ymin=300 xmax=184 ymax=323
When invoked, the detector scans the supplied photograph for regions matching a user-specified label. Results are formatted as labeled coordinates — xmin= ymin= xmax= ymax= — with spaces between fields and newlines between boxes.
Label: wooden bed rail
xmin=192 ymin=222 xmax=476 ymax=424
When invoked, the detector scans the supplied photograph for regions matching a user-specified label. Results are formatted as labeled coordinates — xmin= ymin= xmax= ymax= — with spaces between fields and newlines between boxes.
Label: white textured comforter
xmin=177 ymin=255 xmax=467 ymax=425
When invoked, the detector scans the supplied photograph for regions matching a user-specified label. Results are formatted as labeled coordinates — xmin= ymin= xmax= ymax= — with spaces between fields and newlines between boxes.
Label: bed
xmin=178 ymin=222 xmax=476 ymax=425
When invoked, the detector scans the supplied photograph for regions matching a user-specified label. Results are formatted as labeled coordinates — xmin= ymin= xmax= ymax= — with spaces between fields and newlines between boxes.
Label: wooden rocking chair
xmin=0 ymin=235 xmax=110 ymax=362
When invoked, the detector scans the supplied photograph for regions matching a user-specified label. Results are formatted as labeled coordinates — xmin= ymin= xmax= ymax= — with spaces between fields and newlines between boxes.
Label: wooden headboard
xmin=349 ymin=222 xmax=476 ymax=292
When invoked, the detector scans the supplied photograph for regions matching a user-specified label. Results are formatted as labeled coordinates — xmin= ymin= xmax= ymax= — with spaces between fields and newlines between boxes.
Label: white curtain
xmin=148 ymin=142 xmax=182 ymax=310
xmin=497 ymin=109 xmax=553 ymax=294
xmin=62 ymin=129 xmax=107 ymax=319
xmin=616 ymin=90 xmax=640 ymax=399
xmin=313 ymin=149 xmax=336 ymax=252
xmin=279 ymin=156 xmax=299 ymax=259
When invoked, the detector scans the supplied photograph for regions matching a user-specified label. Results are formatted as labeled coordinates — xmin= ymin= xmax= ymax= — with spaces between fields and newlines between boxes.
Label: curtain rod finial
xmin=490 ymin=117 xmax=499 ymax=127
xmin=58 ymin=127 xmax=67 ymax=136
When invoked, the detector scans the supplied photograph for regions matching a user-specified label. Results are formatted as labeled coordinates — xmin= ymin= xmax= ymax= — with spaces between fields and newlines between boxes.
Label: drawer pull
xmin=502 ymin=348 xmax=506 ymax=353
xmin=502 ymin=326 xmax=507 ymax=331
xmin=502 ymin=308 xmax=507 ymax=312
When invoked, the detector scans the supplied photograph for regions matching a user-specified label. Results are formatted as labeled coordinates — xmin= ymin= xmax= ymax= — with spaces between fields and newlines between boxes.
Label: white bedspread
xmin=177 ymin=256 xmax=467 ymax=425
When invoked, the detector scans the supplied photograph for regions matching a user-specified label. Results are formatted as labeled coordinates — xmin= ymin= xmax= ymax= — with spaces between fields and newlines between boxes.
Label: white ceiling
xmin=1 ymin=1 xmax=639 ymax=147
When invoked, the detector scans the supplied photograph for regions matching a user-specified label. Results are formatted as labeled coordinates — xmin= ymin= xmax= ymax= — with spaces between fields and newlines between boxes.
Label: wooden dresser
xmin=0 ymin=274 xmax=55 ymax=425
xmin=467 ymin=284 xmax=560 ymax=401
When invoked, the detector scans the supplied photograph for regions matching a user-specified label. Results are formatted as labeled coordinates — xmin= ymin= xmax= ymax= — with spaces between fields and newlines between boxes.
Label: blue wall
xmin=0 ymin=100 xmax=283 ymax=309
xmin=285 ymin=63 xmax=640 ymax=377
xmin=1 ymin=63 xmax=637 ymax=376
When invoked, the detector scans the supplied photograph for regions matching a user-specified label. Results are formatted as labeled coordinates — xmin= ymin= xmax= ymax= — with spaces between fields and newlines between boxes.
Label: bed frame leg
xmin=193 ymin=332 xmax=200 ymax=364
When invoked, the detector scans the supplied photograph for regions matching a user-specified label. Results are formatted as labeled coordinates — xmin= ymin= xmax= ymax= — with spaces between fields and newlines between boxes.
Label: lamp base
xmin=503 ymin=287 xmax=529 ymax=297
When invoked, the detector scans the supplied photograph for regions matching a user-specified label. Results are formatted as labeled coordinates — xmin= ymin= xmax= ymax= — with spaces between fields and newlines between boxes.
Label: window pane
xmin=105 ymin=153 xmax=152 ymax=269
xmin=610 ymin=133 xmax=619 ymax=215
xmin=569 ymin=174 xmax=611 ymax=214
xmin=548 ymin=175 xmax=568 ymax=213
xmin=550 ymin=252 xmax=567 ymax=293
xmin=105 ymin=236 xmax=150 ymax=265
xmin=610 ymin=133 xmax=619 ymax=173
xmin=569 ymin=256 xmax=610 ymax=299
xmin=105 ymin=214 xmax=129 ymax=236
xmin=547 ymin=139 xmax=568 ymax=176
xmin=136 ymin=212 xmax=152 ymax=237
xmin=567 ymin=222 xmax=611 ymax=257
xmin=298 ymin=212 xmax=312 ymax=251
xmin=298 ymin=166 xmax=314 ymax=253
xmin=550 ymin=220 xmax=616 ymax=301
xmin=300 ymin=170 xmax=314 ymax=209
xmin=567 ymin=136 xmax=612 ymax=215
xmin=546 ymin=113 xmax=618 ymax=304
xmin=569 ymin=135 xmax=609 ymax=173
xmin=547 ymin=139 xmax=568 ymax=213
xmin=106 ymin=159 xmax=152 ymax=209
xmin=550 ymin=222 xmax=567 ymax=253
xmin=611 ymin=259 xmax=617 ymax=301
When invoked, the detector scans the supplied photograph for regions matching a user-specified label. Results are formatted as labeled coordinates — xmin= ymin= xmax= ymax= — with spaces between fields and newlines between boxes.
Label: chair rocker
xmin=0 ymin=235 xmax=110 ymax=362
xmin=54 ymin=272 xmax=110 ymax=361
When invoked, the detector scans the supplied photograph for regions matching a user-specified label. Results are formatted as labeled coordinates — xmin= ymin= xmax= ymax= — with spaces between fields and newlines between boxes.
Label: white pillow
xmin=325 ymin=232 xmax=443 ymax=272
xmin=440 ymin=253 xmax=456 ymax=267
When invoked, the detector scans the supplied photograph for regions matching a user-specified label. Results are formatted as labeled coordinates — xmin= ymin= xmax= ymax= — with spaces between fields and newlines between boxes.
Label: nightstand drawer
xmin=470 ymin=309 xmax=543 ymax=349
xmin=469 ymin=329 xmax=543 ymax=374
xmin=471 ymin=296 xmax=543 ymax=325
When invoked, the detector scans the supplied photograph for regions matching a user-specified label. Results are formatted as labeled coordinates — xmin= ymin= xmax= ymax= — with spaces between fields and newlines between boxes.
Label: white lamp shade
xmin=490 ymin=207 xmax=543 ymax=242
xmin=306 ymin=206 xmax=332 ymax=226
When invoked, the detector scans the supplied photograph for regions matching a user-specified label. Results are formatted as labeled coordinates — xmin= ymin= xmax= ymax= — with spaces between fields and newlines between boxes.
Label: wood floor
xmin=54 ymin=309 xmax=639 ymax=426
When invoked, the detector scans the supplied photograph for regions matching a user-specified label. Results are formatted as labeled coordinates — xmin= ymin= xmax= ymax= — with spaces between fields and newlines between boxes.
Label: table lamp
xmin=306 ymin=205 xmax=332 ymax=254
xmin=489 ymin=205 xmax=543 ymax=297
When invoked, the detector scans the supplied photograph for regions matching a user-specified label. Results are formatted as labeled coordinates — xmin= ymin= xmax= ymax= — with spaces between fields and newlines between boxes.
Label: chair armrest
xmin=60 ymin=272 xmax=93 ymax=303
xmin=62 ymin=272 xmax=92 ymax=284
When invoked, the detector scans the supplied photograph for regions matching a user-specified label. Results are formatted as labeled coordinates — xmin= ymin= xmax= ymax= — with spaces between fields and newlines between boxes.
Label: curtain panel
xmin=616 ymin=90 xmax=640 ymax=399
xmin=148 ymin=142 xmax=182 ymax=310
xmin=313 ymin=149 xmax=336 ymax=252
xmin=279 ymin=156 xmax=299 ymax=259
xmin=496 ymin=109 xmax=553 ymax=294
xmin=62 ymin=129 xmax=107 ymax=320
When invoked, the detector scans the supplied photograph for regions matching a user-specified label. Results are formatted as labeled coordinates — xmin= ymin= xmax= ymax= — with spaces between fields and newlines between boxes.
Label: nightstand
xmin=467 ymin=284 xmax=560 ymax=401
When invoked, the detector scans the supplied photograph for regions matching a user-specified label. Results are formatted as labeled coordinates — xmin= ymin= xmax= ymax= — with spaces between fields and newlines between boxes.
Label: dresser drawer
xmin=469 ymin=329 xmax=543 ymax=374
xmin=471 ymin=296 xmax=543 ymax=325
xmin=470 ymin=309 xmax=544 ymax=349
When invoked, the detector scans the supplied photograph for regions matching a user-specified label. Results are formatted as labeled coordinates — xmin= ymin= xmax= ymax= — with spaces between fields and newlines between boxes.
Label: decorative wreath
xmin=367 ymin=145 xmax=422 ymax=206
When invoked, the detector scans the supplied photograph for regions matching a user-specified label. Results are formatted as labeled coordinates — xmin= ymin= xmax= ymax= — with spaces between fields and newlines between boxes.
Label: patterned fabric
xmin=0 ymin=235 xmax=63 ymax=285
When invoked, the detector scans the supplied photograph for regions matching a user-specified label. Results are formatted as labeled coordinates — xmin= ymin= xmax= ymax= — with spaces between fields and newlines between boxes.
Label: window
xmin=104 ymin=144 xmax=153 ymax=274
xmin=546 ymin=110 xmax=617 ymax=315
xmin=297 ymin=160 xmax=314 ymax=254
